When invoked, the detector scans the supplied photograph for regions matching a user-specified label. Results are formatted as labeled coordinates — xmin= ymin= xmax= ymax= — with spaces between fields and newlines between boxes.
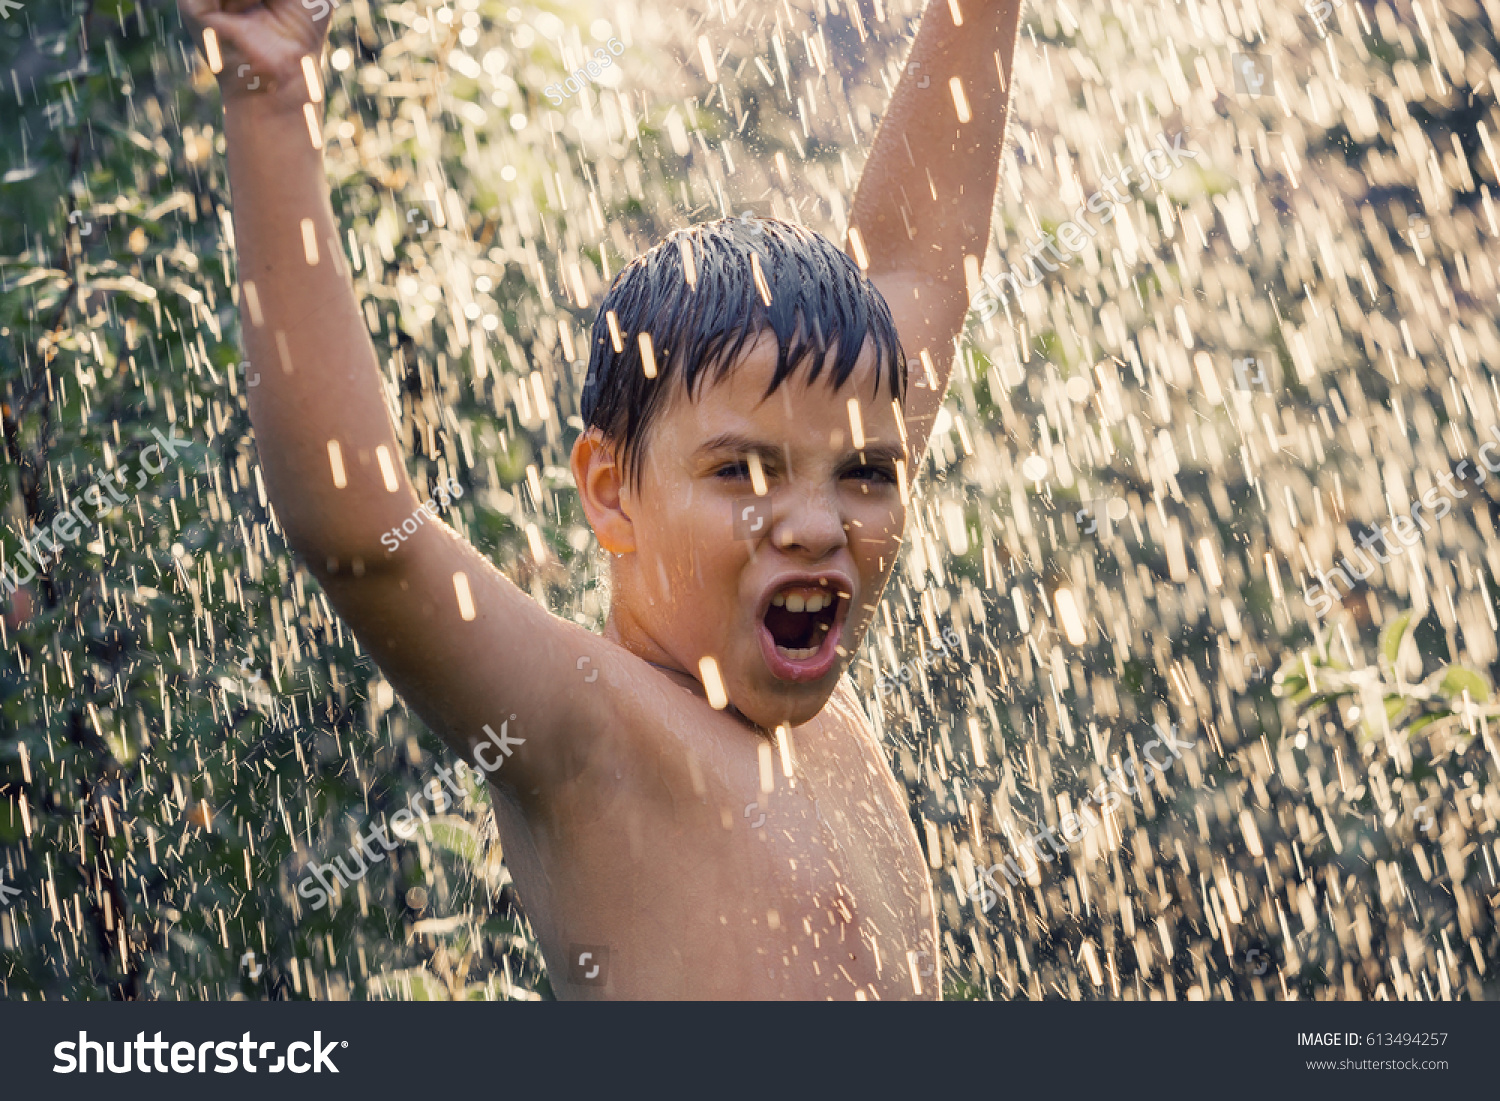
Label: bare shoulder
xmin=549 ymin=640 xmax=745 ymax=793
xmin=815 ymin=673 xmax=868 ymax=731
xmin=824 ymin=675 xmax=889 ymax=763
xmin=315 ymin=522 xmax=699 ymax=814
xmin=805 ymin=677 xmax=908 ymax=804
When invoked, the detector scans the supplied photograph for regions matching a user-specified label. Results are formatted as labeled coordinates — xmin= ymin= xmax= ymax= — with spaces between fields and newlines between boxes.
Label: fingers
xmin=176 ymin=0 xmax=262 ymax=68
xmin=177 ymin=0 xmax=231 ymax=42
xmin=178 ymin=0 xmax=331 ymax=96
xmin=178 ymin=0 xmax=264 ymax=36
xmin=180 ymin=0 xmax=262 ymax=13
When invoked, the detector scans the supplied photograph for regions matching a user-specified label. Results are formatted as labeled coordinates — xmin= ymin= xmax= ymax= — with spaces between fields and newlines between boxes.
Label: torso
xmin=489 ymin=674 xmax=938 ymax=999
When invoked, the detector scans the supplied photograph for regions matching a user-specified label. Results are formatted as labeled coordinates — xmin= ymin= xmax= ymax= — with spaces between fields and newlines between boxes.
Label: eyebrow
xmin=693 ymin=433 xmax=908 ymax=464
xmin=846 ymin=443 xmax=909 ymax=465
xmin=693 ymin=432 xmax=781 ymax=459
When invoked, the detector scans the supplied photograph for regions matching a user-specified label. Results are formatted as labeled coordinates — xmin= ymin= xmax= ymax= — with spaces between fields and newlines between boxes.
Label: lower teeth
xmin=777 ymin=644 xmax=818 ymax=659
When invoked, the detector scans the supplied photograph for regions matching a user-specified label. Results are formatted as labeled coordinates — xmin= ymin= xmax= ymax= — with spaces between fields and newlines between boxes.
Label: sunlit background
xmin=1 ymin=0 xmax=1498 ymax=1000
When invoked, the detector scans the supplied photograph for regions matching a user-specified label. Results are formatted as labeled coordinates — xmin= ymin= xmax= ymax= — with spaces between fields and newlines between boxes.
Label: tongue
xmin=765 ymin=604 xmax=817 ymax=649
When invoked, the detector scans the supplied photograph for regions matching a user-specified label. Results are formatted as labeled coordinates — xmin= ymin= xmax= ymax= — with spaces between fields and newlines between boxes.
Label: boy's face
xmin=616 ymin=332 xmax=907 ymax=730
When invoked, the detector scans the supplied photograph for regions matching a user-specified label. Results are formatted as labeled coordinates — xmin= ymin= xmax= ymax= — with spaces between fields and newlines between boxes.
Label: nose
xmin=771 ymin=483 xmax=848 ymax=559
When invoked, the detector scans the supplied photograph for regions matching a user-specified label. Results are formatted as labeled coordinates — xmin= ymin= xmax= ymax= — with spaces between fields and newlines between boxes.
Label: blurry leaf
xmin=142 ymin=192 xmax=196 ymax=222
xmin=89 ymin=275 xmax=158 ymax=301
xmin=1358 ymin=695 xmax=1410 ymax=742
xmin=1380 ymin=611 xmax=1413 ymax=669
xmin=1274 ymin=667 xmax=1306 ymax=691
xmin=481 ymin=916 xmax=529 ymax=940
xmin=1299 ymin=692 xmax=1355 ymax=723
xmin=387 ymin=967 xmax=440 ymax=1001
xmin=1276 ymin=676 xmax=1311 ymax=704
xmin=1406 ymin=710 xmax=1454 ymax=737
xmin=1434 ymin=665 xmax=1491 ymax=703
xmin=426 ymin=815 xmax=481 ymax=864
xmin=12 ymin=268 xmax=66 ymax=289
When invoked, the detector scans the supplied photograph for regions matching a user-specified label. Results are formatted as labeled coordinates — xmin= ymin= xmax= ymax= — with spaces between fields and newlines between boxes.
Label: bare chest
xmin=520 ymin=697 xmax=937 ymax=998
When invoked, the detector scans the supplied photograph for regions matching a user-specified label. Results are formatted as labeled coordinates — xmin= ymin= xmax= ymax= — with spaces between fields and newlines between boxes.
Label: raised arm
xmin=181 ymin=3 xmax=395 ymax=561
xmin=179 ymin=1 xmax=602 ymax=800
xmin=849 ymin=0 xmax=1023 ymax=466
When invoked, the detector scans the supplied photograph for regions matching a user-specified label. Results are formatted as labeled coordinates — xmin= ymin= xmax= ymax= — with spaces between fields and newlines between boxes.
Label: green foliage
xmin=1276 ymin=609 xmax=1493 ymax=746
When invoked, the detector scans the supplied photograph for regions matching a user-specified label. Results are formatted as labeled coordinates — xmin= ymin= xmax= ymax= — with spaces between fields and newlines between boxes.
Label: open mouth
xmin=763 ymin=586 xmax=842 ymax=658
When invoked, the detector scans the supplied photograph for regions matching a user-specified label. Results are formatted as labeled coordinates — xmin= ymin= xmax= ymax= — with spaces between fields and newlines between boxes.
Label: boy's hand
xmin=178 ymin=0 xmax=332 ymax=111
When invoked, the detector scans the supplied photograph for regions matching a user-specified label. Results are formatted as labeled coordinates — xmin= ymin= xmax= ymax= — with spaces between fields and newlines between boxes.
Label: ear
xmin=570 ymin=429 xmax=636 ymax=555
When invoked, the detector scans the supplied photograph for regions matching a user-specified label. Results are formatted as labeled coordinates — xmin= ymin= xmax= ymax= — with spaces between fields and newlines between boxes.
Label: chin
xmin=738 ymin=678 xmax=837 ymax=731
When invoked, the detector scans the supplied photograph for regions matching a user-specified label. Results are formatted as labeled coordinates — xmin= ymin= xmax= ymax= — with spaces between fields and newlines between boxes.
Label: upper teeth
xmin=772 ymin=592 xmax=829 ymax=613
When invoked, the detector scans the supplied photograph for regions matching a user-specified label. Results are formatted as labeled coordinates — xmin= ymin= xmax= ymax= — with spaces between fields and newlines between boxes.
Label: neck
xmin=603 ymin=606 xmax=770 ymax=738
xmin=602 ymin=600 xmax=679 ymax=671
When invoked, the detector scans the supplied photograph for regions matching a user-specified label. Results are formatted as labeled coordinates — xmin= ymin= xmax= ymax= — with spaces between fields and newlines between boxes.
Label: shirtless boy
xmin=180 ymin=0 xmax=1022 ymax=999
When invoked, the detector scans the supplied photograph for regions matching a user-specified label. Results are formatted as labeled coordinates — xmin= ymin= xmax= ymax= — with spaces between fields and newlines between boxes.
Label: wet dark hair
xmin=579 ymin=216 xmax=906 ymax=489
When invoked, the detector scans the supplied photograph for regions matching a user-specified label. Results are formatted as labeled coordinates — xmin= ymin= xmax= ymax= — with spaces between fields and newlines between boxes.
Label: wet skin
xmin=492 ymin=333 xmax=939 ymax=999
xmin=493 ymin=673 xmax=938 ymax=999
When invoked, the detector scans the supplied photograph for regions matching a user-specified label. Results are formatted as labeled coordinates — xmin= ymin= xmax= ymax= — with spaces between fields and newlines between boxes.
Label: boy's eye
xmin=714 ymin=461 xmax=752 ymax=479
xmin=845 ymin=465 xmax=897 ymax=485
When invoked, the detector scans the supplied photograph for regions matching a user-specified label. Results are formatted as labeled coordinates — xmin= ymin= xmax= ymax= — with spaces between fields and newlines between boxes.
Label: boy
xmin=180 ymin=0 xmax=1021 ymax=999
